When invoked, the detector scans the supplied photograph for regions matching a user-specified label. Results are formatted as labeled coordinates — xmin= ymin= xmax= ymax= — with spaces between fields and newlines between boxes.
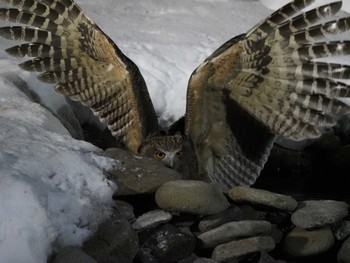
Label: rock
xmin=56 ymin=104 xmax=84 ymax=140
xmin=258 ymin=251 xmax=287 ymax=263
xmin=101 ymin=148 xmax=183 ymax=195
xmin=132 ymin=209 xmax=172 ymax=231
xmin=137 ymin=224 xmax=196 ymax=263
xmin=114 ymin=200 xmax=135 ymax=220
xmin=178 ymin=254 xmax=219 ymax=263
xmin=211 ymin=236 xmax=275 ymax=262
xmin=338 ymin=236 xmax=350 ymax=263
xmin=270 ymin=225 xmax=283 ymax=244
xmin=228 ymin=186 xmax=298 ymax=212
xmin=83 ymin=218 xmax=139 ymax=263
xmin=197 ymin=220 xmax=272 ymax=248
xmin=155 ymin=180 xmax=230 ymax=215
xmin=291 ymin=200 xmax=348 ymax=229
xmin=283 ymin=227 xmax=335 ymax=257
xmin=53 ymin=247 xmax=97 ymax=263
xmin=334 ymin=220 xmax=350 ymax=241
xmin=198 ymin=205 xmax=244 ymax=232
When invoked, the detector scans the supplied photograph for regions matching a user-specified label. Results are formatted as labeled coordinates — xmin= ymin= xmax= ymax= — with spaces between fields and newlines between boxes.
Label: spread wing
xmin=0 ymin=0 xmax=158 ymax=152
xmin=186 ymin=0 xmax=350 ymax=187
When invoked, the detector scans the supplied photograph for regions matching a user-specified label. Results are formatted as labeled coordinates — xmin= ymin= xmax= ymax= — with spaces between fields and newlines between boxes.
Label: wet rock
xmin=83 ymin=218 xmax=139 ymax=263
xmin=338 ymin=236 xmax=350 ymax=263
xmin=211 ymin=236 xmax=275 ymax=262
xmin=114 ymin=200 xmax=135 ymax=220
xmin=132 ymin=209 xmax=172 ymax=231
xmin=198 ymin=205 xmax=244 ymax=232
xmin=197 ymin=220 xmax=272 ymax=248
xmin=53 ymin=247 xmax=97 ymax=263
xmin=283 ymin=227 xmax=335 ymax=257
xmin=137 ymin=224 xmax=196 ymax=263
xmin=101 ymin=148 xmax=183 ymax=195
xmin=334 ymin=220 xmax=350 ymax=241
xmin=155 ymin=180 xmax=230 ymax=215
xmin=228 ymin=186 xmax=298 ymax=212
xmin=291 ymin=200 xmax=348 ymax=229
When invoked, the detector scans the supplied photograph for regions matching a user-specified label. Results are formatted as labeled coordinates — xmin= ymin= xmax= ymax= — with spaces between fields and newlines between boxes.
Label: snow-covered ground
xmin=0 ymin=0 xmax=349 ymax=262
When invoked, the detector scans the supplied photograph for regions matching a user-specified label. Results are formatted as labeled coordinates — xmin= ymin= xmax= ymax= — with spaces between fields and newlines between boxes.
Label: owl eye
xmin=154 ymin=151 xmax=166 ymax=160
xmin=176 ymin=151 xmax=183 ymax=158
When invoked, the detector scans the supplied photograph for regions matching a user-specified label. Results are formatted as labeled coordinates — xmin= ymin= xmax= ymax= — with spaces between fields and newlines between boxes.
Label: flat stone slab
xmin=155 ymin=180 xmax=230 ymax=215
xmin=211 ymin=236 xmax=275 ymax=262
xmin=291 ymin=200 xmax=348 ymax=229
xmin=228 ymin=186 xmax=298 ymax=212
xmin=132 ymin=209 xmax=172 ymax=231
xmin=197 ymin=220 xmax=271 ymax=248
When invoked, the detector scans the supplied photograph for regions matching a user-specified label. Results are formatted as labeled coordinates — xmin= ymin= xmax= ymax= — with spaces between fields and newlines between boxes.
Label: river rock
xmin=197 ymin=220 xmax=272 ymax=248
xmin=228 ymin=186 xmax=298 ymax=212
xmin=155 ymin=180 xmax=230 ymax=215
xmin=283 ymin=227 xmax=335 ymax=257
xmin=137 ymin=224 xmax=196 ymax=263
xmin=334 ymin=220 xmax=350 ymax=241
xmin=132 ymin=209 xmax=172 ymax=231
xmin=53 ymin=247 xmax=97 ymax=263
xmin=83 ymin=218 xmax=139 ymax=263
xmin=338 ymin=236 xmax=350 ymax=263
xmin=198 ymin=205 xmax=244 ymax=232
xmin=114 ymin=200 xmax=135 ymax=220
xmin=291 ymin=200 xmax=348 ymax=229
xmin=211 ymin=236 xmax=275 ymax=262
xmin=101 ymin=148 xmax=183 ymax=195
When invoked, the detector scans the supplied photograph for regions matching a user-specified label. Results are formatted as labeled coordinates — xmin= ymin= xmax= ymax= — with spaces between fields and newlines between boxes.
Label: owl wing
xmin=0 ymin=0 xmax=158 ymax=152
xmin=185 ymin=0 xmax=350 ymax=187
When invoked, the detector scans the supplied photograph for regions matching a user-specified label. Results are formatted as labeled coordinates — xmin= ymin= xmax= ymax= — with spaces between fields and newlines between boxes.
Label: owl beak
xmin=164 ymin=159 xmax=174 ymax=169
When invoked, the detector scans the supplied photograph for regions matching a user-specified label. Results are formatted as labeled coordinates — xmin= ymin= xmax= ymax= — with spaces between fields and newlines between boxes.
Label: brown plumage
xmin=1 ymin=0 xmax=350 ymax=187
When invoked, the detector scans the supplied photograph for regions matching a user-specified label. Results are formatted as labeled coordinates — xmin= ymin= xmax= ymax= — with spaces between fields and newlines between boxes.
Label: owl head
xmin=138 ymin=134 xmax=197 ymax=178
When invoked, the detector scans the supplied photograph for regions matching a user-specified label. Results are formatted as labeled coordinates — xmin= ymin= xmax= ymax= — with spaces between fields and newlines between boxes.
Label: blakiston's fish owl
xmin=1 ymin=0 xmax=350 ymax=187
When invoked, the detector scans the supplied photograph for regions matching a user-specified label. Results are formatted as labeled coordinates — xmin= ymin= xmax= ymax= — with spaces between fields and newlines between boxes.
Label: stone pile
xmin=51 ymin=180 xmax=350 ymax=263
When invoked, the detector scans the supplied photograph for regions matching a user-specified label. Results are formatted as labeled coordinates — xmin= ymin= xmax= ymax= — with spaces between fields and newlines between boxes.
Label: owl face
xmin=138 ymin=135 xmax=189 ymax=171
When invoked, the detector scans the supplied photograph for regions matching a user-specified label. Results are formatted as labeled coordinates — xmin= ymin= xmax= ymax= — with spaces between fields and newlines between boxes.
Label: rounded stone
xmin=228 ymin=186 xmax=298 ymax=212
xmin=338 ymin=236 xmax=350 ymax=263
xmin=155 ymin=180 xmax=230 ymax=215
xmin=291 ymin=200 xmax=348 ymax=229
xmin=53 ymin=247 xmax=97 ymax=263
xmin=283 ymin=227 xmax=335 ymax=257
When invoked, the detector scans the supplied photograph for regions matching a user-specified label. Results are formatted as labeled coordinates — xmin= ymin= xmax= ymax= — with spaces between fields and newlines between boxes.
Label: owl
xmin=1 ymin=0 xmax=350 ymax=188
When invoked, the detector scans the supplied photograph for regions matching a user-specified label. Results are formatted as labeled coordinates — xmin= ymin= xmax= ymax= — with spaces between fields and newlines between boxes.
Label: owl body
xmin=1 ymin=0 xmax=350 ymax=187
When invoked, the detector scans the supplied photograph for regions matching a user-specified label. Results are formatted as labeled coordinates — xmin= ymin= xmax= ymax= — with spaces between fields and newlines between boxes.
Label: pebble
xmin=102 ymin=148 xmax=183 ymax=195
xmin=228 ymin=186 xmax=298 ymax=212
xmin=334 ymin=220 xmax=350 ymax=241
xmin=198 ymin=205 xmax=244 ymax=232
xmin=52 ymin=247 xmax=97 ymax=263
xmin=155 ymin=180 xmax=230 ymax=215
xmin=291 ymin=200 xmax=348 ymax=229
xmin=338 ymin=236 xmax=350 ymax=263
xmin=137 ymin=224 xmax=196 ymax=263
xmin=83 ymin=218 xmax=139 ymax=263
xmin=132 ymin=209 xmax=172 ymax=231
xmin=211 ymin=236 xmax=275 ymax=262
xmin=283 ymin=227 xmax=335 ymax=257
xmin=197 ymin=220 xmax=272 ymax=248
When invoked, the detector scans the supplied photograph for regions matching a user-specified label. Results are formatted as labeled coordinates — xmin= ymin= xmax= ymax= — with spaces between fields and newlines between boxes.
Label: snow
xmin=0 ymin=0 xmax=349 ymax=262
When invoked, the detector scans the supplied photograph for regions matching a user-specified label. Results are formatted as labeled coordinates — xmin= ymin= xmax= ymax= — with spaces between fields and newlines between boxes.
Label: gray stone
xmin=211 ymin=236 xmax=275 ymax=262
xmin=283 ymin=227 xmax=335 ymax=257
xmin=53 ymin=247 xmax=97 ymax=263
xmin=197 ymin=220 xmax=272 ymax=248
xmin=334 ymin=220 xmax=350 ymax=241
xmin=228 ymin=186 xmax=298 ymax=212
xmin=83 ymin=218 xmax=139 ymax=263
xmin=137 ymin=224 xmax=196 ymax=263
xmin=101 ymin=148 xmax=183 ymax=195
xmin=258 ymin=251 xmax=287 ymax=263
xmin=132 ymin=209 xmax=172 ymax=231
xmin=270 ymin=225 xmax=283 ymax=244
xmin=155 ymin=180 xmax=230 ymax=215
xmin=291 ymin=200 xmax=348 ymax=229
xmin=338 ymin=236 xmax=350 ymax=263
xmin=114 ymin=200 xmax=135 ymax=220
xmin=178 ymin=254 xmax=219 ymax=263
xmin=198 ymin=205 xmax=244 ymax=232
